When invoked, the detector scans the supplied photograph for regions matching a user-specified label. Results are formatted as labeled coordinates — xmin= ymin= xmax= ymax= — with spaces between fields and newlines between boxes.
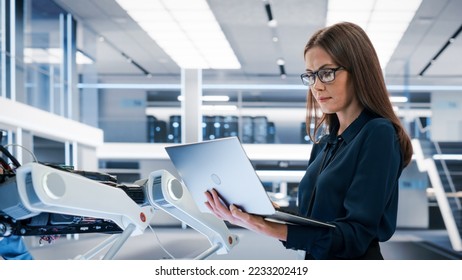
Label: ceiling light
xmin=24 ymin=48 xmax=94 ymax=64
xmin=202 ymin=95 xmax=230 ymax=102
xmin=267 ymin=19 xmax=278 ymax=28
xmin=279 ymin=65 xmax=286 ymax=79
xmin=390 ymin=96 xmax=409 ymax=103
xmin=327 ymin=0 xmax=422 ymax=68
xmin=276 ymin=58 xmax=286 ymax=78
xmin=178 ymin=95 xmax=230 ymax=102
xmin=23 ymin=48 xmax=60 ymax=64
xmin=76 ymin=51 xmax=94 ymax=64
xmin=202 ymin=105 xmax=237 ymax=111
xmin=116 ymin=0 xmax=240 ymax=69
xmin=263 ymin=0 xmax=278 ymax=28
xmin=433 ymin=154 xmax=462 ymax=161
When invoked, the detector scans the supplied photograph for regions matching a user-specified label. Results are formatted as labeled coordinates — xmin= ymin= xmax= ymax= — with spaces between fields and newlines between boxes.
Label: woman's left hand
xmin=204 ymin=188 xmax=288 ymax=241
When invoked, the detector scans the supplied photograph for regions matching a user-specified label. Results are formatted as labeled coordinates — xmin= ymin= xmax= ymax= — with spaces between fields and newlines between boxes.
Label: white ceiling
xmin=50 ymin=0 xmax=462 ymax=103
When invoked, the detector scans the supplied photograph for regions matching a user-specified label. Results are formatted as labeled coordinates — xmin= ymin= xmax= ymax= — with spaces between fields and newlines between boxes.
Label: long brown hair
xmin=304 ymin=22 xmax=413 ymax=166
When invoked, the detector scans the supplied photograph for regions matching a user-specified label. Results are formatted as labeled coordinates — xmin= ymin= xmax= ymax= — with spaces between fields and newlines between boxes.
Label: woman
xmin=205 ymin=22 xmax=413 ymax=260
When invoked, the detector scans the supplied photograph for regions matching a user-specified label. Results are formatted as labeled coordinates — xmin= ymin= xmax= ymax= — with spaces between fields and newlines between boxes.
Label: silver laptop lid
xmin=165 ymin=137 xmax=275 ymax=215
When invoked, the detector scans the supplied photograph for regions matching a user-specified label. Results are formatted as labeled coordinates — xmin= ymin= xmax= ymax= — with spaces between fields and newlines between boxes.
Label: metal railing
xmin=412 ymin=138 xmax=462 ymax=251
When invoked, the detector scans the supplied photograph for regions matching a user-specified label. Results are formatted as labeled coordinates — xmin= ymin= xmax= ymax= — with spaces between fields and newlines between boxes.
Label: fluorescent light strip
xmin=116 ymin=0 xmax=240 ymax=69
xmin=76 ymin=51 xmax=94 ymax=64
xmin=24 ymin=48 xmax=93 ymax=65
xmin=77 ymin=83 xmax=462 ymax=92
xmin=327 ymin=0 xmax=422 ymax=68
xmin=390 ymin=96 xmax=408 ymax=103
xmin=177 ymin=95 xmax=230 ymax=102
xmin=433 ymin=154 xmax=462 ymax=161
xmin=202 ymin=105 xmax=237 ymax=111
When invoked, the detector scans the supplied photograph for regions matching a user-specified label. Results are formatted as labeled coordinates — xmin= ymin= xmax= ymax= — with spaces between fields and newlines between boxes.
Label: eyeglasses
xmin=300 ymin=66 xmax=345 ymax=86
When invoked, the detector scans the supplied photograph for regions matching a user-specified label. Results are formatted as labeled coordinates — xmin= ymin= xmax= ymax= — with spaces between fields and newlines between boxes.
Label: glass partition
xmin=77 ymin=23 xmax=99 ymax=127
xmin=144 ymin=88 xmax=308 ymax=144
xmin=22 ymin=0 xmax=64 ymax=113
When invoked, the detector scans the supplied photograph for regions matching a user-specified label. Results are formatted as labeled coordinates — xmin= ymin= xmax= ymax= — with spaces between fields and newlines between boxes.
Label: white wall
xmin=0 ymin=98 xmax=102 ymax=170
xmin=431 ymin=92 xmax=462 ymax=142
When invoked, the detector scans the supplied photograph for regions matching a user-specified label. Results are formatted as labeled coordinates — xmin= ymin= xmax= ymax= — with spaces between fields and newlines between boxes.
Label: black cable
xmin=0 ymin=145 xmax=21 ymax=168
xmin=0 ymin=157 xmax=12 ymax=170
xmin=0 ymin=157 xmax=15 ymax=183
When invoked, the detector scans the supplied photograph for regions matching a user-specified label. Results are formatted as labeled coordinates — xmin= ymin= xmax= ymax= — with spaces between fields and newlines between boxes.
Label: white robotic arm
xmin=1 ymin=162 xmax=237 ymax=259
xmin=145 ymin=170 xmax=238 ymax=258
xmin=15 ymin=162 xmax=153 ymax=236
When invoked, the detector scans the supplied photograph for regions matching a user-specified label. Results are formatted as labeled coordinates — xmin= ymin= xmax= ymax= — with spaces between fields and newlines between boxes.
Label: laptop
xmin=165 ymin=137 xmax=334 ymax=228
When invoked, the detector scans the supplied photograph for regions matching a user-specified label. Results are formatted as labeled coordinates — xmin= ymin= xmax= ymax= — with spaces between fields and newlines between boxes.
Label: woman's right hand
xmin=204 ymin=188 xmax=253 ymax=227
xmin=204 ymin=189 xmax=288 ymax=241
